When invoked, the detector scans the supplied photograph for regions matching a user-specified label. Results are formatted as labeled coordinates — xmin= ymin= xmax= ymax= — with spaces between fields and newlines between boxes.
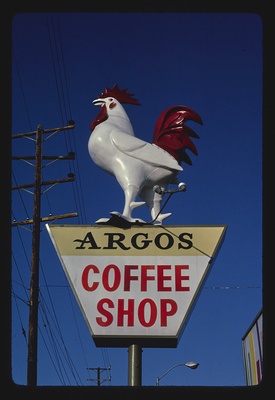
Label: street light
xmin=156 ymin=361 xmax=199 ymax=386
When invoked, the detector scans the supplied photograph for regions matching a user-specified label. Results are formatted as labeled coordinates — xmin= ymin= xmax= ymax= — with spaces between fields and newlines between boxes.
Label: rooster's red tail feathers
xmin=152 ymin=106 xmax=203 ymax=165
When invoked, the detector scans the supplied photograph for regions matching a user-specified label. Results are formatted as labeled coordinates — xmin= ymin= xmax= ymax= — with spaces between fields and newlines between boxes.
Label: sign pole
xmin=128 ymin=344 xmax=142 ymax=386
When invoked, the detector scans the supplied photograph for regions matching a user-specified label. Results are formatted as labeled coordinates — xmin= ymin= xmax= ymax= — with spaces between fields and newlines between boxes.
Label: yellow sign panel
xmin=47 ymin=224 xmax=225 ymax=257
xmin=47 ymin=224 xmax=227 ymax=347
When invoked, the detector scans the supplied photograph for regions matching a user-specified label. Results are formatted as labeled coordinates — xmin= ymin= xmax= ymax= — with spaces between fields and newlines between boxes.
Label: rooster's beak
xmin=92 ymin=99 xmax=105 ymax=106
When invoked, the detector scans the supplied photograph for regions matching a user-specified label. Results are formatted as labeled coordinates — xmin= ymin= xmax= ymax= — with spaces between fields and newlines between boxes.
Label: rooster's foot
xmin=95 ymin=217 xmax=111 ymax=223
xmin=110 ymin=211 xmax=146 ymax=223
xmin=130 ymin=201 xmax=146 ymax=210
xmin=153 ymin=212 xmax=172 ymax=225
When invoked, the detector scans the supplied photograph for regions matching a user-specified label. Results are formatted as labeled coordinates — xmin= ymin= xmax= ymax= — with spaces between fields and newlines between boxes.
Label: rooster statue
xmin=88 ymin=84 xmax=203 ymax=225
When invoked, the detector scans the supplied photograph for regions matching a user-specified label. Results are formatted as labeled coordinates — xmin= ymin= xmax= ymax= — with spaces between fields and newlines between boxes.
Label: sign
xmin=47 ymin=224 xmax=226 ymax=347
xmin=242 ymin=309 xmax=263 ymax=385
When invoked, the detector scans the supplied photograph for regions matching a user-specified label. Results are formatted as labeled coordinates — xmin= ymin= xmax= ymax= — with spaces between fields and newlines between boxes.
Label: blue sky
xmin=9 ymin=11 xmax=264 ymax=390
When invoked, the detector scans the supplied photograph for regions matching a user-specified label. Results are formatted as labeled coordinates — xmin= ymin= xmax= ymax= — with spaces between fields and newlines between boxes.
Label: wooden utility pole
xmin=86 ymin=366 xmax=111 ymax=386
xmin=27 ymin=124 xmax=43 ymax=386
xmin=12 ymin=122 xmax=77 ymax=386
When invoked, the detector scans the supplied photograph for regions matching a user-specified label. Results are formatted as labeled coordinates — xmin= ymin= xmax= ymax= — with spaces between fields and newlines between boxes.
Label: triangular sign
xmin=46 ymin=224 xmax=227 ymax=348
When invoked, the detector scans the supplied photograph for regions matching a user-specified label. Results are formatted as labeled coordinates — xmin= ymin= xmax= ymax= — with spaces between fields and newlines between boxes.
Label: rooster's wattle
xmin=88 ymin=84 xmax=203 ymax=224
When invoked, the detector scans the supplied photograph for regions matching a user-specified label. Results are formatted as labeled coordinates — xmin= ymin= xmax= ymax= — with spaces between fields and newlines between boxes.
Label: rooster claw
xmin=95 ymin=217 xmax=111 ymax=224
xmin=110 ymin=211 xmax=146 ymax=223
xmin=153 ymin=212 xmax=172 ymax=225
xmin=130 ymin=201 xmax=146 ymax=210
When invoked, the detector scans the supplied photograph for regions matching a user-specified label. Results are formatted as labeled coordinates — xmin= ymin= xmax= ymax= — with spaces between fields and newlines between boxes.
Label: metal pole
xmin=27 ymin=125 xmax=43 ymax=386
xmin=128 ymin=344 xmax=142 ymax=386
xmin=156 ymin=362 xmax=199 ymax=385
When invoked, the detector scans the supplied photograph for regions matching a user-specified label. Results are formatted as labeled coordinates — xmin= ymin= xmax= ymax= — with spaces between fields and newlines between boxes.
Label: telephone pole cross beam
xmin=87 ymin=366 xmax=111 ymax=386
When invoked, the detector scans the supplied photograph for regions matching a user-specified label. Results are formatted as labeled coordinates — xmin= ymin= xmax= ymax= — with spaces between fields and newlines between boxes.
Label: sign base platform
xmin=96 ymin=212 xmax=146 ymax=229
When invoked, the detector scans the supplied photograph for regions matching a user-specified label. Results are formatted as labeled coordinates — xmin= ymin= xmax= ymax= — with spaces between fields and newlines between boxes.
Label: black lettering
xmin=178 ymin=233 xmax=193 ymax=249
xmin=103 ymin=233 xmax=130 ymax=250
xmin=73 ymin=230 xmax=193 ymax=251
xmin=131 ymin=233 xmax=152 ymax=250
xmin=73 ymin=232 xmax=101 ymax=249
xmin=155 ymin=233 xmax=174 ymax=249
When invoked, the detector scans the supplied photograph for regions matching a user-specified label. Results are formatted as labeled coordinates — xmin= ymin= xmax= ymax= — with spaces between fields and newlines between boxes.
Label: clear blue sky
xmin=9 ymin=10 xmax=264 ymax=391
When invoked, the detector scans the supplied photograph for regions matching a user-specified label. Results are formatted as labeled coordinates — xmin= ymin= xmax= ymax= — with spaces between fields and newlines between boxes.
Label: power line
xmin=12 ymin=123 xmax=77 ymax=386
xmin=204 ymin=286 xmax=261 ymax=289
xmin=12 ymin=14 xmax=102 ymax=385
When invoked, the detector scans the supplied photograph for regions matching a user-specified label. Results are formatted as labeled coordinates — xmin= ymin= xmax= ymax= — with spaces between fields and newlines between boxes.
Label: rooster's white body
xmin=88 ymin=85 xmax=202 ymax=224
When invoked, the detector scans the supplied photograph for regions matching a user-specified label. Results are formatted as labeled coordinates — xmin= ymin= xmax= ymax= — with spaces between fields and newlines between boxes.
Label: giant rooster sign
xmin=88 ymin=84 xmax=203 ymax=225
xmin=47 ymin=84 xmax=227 ymax=349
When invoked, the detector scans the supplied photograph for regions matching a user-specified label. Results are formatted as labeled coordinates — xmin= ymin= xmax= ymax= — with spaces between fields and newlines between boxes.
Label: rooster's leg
xmin=122 ymin=184 xmax=145 ymax=221
xmin=151 ymin=192 xmax=171 ymax=224
xmin=140 ymin=186 xmax=172 ymax=225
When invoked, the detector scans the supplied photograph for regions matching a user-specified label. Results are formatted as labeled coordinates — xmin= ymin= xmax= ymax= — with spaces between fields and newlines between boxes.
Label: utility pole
xmin=86 ymin=366 xmax=111 ymax=386
xmin=27 ymin=124 xmax=42 ymax=387
xmin=12 ymin=122 xmax=77 ymax=386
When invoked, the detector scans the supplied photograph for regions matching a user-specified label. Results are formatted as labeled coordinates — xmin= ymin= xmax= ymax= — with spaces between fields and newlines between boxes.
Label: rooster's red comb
xmin=98 ymin=84 xmax=140 ymax=105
